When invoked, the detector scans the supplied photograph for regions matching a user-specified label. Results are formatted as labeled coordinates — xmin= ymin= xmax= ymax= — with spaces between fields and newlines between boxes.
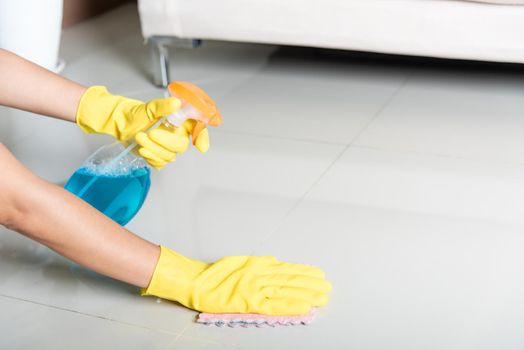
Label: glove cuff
xmin=76 ymin=86 xmax=112 ymax=133
xmin=140 ymin=246 xmax=209 ymax=307
xmin=76 ymin=86 xmax=142 ymax=141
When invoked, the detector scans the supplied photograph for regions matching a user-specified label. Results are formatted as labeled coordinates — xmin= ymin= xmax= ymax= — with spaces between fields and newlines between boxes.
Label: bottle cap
xmin=168 ymin=82 xmax=223 ymax=144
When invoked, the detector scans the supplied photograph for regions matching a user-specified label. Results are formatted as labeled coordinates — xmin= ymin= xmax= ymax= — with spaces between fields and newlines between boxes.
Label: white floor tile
xmin=0 ymin=131 xmax=342 ymax=333
xmin=169 ymin=334 xmax=240 ymax=350
xmin=0 ymin=110 xmax=109 ymax=184
xmin=355 ymin=68 xmax=524 ymax=162
xmin=0 ymin=231 xmax=197 ymax=334
xmin=127 ymin=131 xmax=344 ymax=261
xmin=0 ymin=295 xmax=176 ymax=350
xmin=211 ymin=56 xmax=409 ymax=144
xmin=250 ymin=204 xmax=524 ymax=350
xmin=183 ymin=148 xmax=524 ymax=349
xmin=60 ymin=5 xmax=142 ymax=63
xmin=302 ymin=146 xmax=524 ymax=224
xmin=60 ymin=35 xmax=152 ymax=95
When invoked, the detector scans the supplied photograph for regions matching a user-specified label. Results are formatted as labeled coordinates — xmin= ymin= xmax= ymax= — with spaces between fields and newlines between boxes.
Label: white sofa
xmin=138 ymin=0 xmax=524 ymax=86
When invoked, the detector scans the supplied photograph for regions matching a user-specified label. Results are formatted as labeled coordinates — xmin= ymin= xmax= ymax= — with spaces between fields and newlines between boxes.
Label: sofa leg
xmin=148 ymin=36 xmax=202 ymax=87
xmin=148 ymin=36 xmax=170 ymax=87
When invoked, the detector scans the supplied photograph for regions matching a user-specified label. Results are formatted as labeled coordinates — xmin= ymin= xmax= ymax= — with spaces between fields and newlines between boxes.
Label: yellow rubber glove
xmin=76 ymin=86 xmax=209 ymax=169
xmin=135 ymin=120 xmax=210 ymax=170
xmin=141 ymin=246 xmax=332 ymax=315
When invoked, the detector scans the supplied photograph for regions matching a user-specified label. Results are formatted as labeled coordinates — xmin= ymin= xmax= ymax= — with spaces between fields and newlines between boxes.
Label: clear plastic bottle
xmin=64 ymin=82 xmax=222 ymax=226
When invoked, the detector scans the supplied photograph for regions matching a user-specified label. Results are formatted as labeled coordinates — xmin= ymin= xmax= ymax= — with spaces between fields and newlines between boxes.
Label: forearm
xmin=0 ymin=144 xmax=159 ymax=288
xmin=0 ymin=49 xmax=85 ymax=122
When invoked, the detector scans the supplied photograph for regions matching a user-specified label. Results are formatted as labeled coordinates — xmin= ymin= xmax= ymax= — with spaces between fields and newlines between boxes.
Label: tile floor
xmin=1 ymin=4 xmax=524 ymax=350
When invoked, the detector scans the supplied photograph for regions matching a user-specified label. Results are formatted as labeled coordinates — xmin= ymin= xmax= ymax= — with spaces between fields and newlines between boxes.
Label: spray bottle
xmin=64 ymin=82 xmax=222 ymax=225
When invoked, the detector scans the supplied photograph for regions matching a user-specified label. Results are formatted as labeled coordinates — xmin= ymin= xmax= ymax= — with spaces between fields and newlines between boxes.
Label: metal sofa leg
xmin=148 ymin=36 xmax=202 ymax=87
xmin=148 ymin=36 xmax=170 ymax=87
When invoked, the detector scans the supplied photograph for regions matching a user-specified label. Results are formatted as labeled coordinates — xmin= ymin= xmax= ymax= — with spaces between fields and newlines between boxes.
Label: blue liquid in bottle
xmin=65 ymin=167 xmax=151 ymax=226
xmin=64 ymin=142 xmax=151 ymax=226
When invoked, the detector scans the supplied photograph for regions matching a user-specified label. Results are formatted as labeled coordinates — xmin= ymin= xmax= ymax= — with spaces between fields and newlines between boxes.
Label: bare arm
xmin=0 ymin=143 xmax=159 ymax=288
xmin=0 ymin=48 xmax=85 ymax=122
xmin=0 ymin=49 xmax=164 ymax=288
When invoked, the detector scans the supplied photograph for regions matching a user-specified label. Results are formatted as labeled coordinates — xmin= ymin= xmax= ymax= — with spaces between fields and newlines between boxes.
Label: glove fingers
xmin=181 ymin=119 xmax=197 ymax=133
xmin=179 ymin=120 xmax=209 ymax=153
xmin=194 ymin=127 xmax=210 ymax=153
xmin=265 ymin=287 xmax=329 ymax=307
xmin=144 ymin=97 xmax=181 ymax=121
xmin=149 ymin=125 xmax=190 ymax=153
xmin=136 ymin=132 xmax=176 ymax=162
xmin=138 ymin=147 xmax=171 ymax=170
xmin=258 ymin=298 xmax=311 ymax=316
xmin=261 ymin=274 xmax=332 ymax=294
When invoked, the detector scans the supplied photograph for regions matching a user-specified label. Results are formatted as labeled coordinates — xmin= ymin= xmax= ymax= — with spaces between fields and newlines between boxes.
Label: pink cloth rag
xmin=197 ymin=309 xmax=316 ymax=328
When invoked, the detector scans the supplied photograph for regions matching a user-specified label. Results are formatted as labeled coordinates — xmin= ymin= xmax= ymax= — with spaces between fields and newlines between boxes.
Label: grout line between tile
xmin=0 ymin=292 xmax=182 ymax=336
xmin=251 ymin=71 xmax=414 ymax=253
xmin=161 ymin=324 xmax=191 ymax=350
xmin=351 ymin=143 xmax=524 ymax=168
xmin=162 ymin=324 xmax=243 ymax=350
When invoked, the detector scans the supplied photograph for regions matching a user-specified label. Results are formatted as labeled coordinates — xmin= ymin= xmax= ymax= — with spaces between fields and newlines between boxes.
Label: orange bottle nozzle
xmin=167 ymin=81 xmax=222 ymax=145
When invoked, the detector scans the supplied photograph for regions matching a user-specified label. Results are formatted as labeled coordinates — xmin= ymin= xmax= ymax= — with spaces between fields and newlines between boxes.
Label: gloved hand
xmin=76 ymin=86 xmax=209 ymax=169
xmin=135 ymin=120 xmax=209 ymax=170
xmin=141 ymin=246 xmax=332 ymax=315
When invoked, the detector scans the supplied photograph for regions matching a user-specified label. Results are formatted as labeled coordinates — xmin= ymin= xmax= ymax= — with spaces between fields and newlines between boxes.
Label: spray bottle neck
xmin=165 ymin=104 xmax=200 ymax=127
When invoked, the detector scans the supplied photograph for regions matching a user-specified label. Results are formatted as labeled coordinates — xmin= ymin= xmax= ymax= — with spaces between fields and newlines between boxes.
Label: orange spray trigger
xmin=167 ymin=82 xmax=222 ymax=145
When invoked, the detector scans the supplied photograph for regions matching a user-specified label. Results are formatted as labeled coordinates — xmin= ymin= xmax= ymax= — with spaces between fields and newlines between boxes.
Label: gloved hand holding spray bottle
xmin=65 ymin=82 xmax=222 ymax=225
xmin=67 ymin=82 xmax=331 ymax=317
